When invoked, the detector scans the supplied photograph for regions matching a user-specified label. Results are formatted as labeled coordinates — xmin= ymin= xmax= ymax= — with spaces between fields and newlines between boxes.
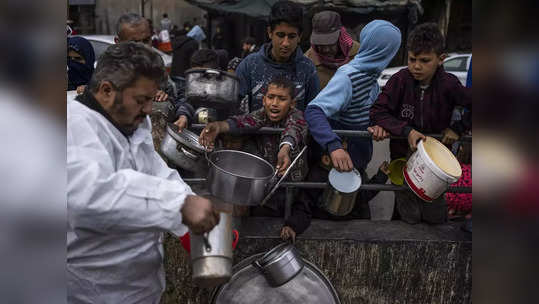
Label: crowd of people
xmin=67 ymin=1 xmax=471 ymax=302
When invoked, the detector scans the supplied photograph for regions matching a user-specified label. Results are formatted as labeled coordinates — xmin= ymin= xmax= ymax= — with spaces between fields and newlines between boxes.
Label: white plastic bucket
xmin=403 ymin=136 xmax=462 ymax=202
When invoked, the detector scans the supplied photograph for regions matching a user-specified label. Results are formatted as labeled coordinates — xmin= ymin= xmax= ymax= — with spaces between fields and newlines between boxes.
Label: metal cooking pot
xmin=252 ymin=243 xmax=304 ymax=287
xmin=206 ymin=150 xmax=275 ymax=205
xmin=160 ymin=123 xmax=209 ymax=172
xmin=191 ymin=212 xmax=239 ymax=288
xmin=185 ymin=68 xmax=239 ymax=109
xmin=321 ymin=168 xmax=362 ymax=216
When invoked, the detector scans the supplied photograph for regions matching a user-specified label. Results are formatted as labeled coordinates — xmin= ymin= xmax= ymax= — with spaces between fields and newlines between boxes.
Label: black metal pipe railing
xmin=182 ymin=178 xmax=472 ymax=193
xmin=190 ymin=124 xmax=472 ymax=142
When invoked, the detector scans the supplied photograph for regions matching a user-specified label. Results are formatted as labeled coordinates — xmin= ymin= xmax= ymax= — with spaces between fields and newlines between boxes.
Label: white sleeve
xmin=67 ymin=118 xmax=192 ymax=237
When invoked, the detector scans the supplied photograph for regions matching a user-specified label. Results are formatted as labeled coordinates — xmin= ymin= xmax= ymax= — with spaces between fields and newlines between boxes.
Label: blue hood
xmin=348 ymin=20 xmax=401 ymax=75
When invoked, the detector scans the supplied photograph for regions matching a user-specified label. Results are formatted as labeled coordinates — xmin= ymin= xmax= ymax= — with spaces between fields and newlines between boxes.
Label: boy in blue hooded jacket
xmin=302 ymin=20 xmax=401 ymax=219
xmin=305 ymin=20 xmax=401 ymax=173
xmin=235 ymin=1 xmax=320 ymax=113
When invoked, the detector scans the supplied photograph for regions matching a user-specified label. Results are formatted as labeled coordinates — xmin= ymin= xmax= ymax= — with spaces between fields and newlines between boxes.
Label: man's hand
xmin=280 ymin=226 xmax=296 ymax=243
xmin=199 ymin=122 xmax=227 ymax=150
xmin=367 ymin=125 xmax=390 ymax=141
xmin=408 ymin=129 xmax=426 ymax=151
xmin=181 ymin=195 xmax=220 ymax=234
xmin=330 ymin=148 xmax=354 ymax=172
xmin=276 ymin=144 xmax=291 ymax=176
xmin=174 ymin=115 xmax=188 ymax=132
xmin=441 ymin=128 xmax=459 ymax=145
xmin=154 ymin=90 xmax=168 ymax=102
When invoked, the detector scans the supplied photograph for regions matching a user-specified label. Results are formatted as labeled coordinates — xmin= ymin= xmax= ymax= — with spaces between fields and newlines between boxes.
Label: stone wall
xmin=161 ymin=218 xmax=472 ymax=304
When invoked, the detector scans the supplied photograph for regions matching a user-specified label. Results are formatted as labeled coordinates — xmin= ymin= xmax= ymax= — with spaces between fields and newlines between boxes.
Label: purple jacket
xmin=370 ymin=66 xmax=471 ymax=159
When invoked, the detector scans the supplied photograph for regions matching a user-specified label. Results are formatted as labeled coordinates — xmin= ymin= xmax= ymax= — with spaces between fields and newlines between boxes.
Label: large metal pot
xmin=252 ymin=243 xmax=304 ymax=287
xmin=185 ymin=68 xmax=239 ymax=109
xmin=190 ymin=212 xmax=239 ymax=288
xmin=321 ymin=168 xmax=362 ymax=216
xmin=206 ymin=150 xmax=275 ymax=205
xmin=160 ymin=123 xmax=209 ymax=173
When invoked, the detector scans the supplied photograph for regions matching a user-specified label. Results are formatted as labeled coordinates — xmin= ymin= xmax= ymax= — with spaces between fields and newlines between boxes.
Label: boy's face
xmin=267 ymin=22 xmax=301 ymax=63
xmin=407 ymin=51 xmax=444 ymax=85
xmin=263 ymin=84 xmax=295 ymax=122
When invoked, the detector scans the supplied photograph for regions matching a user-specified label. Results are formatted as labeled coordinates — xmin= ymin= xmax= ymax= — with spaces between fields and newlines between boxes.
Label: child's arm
xmin=360 ymin=162 xmax=390 ymax=203
xmin=304 ymin=72 xmax=352 ymax=152
xmin=226 ymin=108 xmax=266 ymax=134
xmin=281 ymin=196 xmax=312 ymax=242
xmin=199 ymin=121 xmax=229 ymax=150
xmin=280 ymin=108 xmax=308 ymax=154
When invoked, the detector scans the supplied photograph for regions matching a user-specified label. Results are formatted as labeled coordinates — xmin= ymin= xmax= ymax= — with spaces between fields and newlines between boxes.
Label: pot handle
xmin=180 ymin=147 xmax=199 ymax=160
xmin=252 ymin=259 xmax=263 ymax=271
xmin=203 ymin=232 xmax=212 ymax=252
xmin=179 ymin=232 xmax=190 ymax=254
xmin=232 ymin=229 xmax=239 ymax=250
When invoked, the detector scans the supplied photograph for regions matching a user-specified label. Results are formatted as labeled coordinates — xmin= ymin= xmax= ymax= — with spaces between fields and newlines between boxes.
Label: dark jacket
xmin=370 ymin=67 xmax=471 ymax=160
xmin=235 ymin=43 xmax=320 ymax=112
xmin=170 ymin=35 xmax=198 ymax=77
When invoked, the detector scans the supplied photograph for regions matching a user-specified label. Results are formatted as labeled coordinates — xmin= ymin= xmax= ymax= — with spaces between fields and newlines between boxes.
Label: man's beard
xmin=111 ymin=93 xmax=147 ymax=136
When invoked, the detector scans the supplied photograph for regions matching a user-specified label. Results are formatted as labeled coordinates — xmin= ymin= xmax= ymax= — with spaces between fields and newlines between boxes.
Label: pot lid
xmin=211 ymin=253 xmax=340 ymax=304
xmin=166 ymin=123 xmax=209 ymax=154
xmin=328 ymin=168 xmax=362 ymax=193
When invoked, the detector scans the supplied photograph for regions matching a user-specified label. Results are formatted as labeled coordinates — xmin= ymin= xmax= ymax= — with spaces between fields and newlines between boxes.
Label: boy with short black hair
xmin=199 ymin=74 xmax=310 ymax=242
xmin=235 ymin=0 xmax=320 ymax=112
xmin=370 ymin=22 xmax=471 ymax=224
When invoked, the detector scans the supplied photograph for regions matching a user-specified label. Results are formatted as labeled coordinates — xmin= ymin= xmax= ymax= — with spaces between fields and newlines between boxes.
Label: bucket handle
xmin=232 ymin=229 xmax=239 ymax=250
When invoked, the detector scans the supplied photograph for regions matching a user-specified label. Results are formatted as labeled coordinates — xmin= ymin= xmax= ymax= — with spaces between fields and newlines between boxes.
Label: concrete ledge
xmin=162 ymin=218 xmax=472 ymax=304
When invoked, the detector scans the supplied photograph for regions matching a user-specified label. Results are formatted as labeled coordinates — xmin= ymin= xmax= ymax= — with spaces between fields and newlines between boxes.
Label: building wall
xmin=93 ymin=0 xmax=205 ymax=35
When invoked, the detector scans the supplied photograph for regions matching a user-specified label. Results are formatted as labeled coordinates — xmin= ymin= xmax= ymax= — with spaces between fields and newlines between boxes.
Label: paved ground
xmin=365 ymin=140 xmax=395 ymax=220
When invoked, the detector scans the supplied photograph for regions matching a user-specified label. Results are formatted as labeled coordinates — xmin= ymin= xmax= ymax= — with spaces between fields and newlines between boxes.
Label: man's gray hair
xmin=116 ymin=13 xmax=147 ymax=36
xmin=88 ymin=42 xmax=166 ymax=93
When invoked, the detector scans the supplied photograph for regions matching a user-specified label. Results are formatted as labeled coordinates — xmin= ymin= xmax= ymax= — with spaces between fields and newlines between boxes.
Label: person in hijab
xmin=305 ymin=11 xmax=360 ymax=89
xmin=67 ymin=36 xmax=95 ymax=91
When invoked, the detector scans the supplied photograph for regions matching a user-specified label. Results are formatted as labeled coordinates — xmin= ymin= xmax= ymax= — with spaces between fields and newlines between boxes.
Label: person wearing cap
xmin=305 ymin=11 xmax=360 ymax=89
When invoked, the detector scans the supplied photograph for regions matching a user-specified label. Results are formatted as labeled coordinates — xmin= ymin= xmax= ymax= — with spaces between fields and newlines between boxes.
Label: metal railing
xmin=189 ymin=124 xmax=472 ymax=142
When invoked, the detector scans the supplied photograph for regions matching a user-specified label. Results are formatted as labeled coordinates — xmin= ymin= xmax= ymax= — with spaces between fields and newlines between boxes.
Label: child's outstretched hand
xmin=276 ymin=144 xmax=291 ymax=176
xmin=280 ymin=226 xmax=296 ymax=243
xmin=379 ymin=161 xmax=390 ymax=175
xmin=199 ymin=122 xmax=221 ymax=150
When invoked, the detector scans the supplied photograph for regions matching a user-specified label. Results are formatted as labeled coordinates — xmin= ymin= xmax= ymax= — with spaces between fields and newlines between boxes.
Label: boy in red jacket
xmin=370 ymin=23 xmax=471 ymax=224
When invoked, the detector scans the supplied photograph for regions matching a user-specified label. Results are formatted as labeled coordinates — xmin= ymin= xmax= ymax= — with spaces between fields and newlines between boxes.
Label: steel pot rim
xmin=207 ymin=150 xmax=275 ymax=180
xmin=185 ymin=68 xmax=240 ymax=81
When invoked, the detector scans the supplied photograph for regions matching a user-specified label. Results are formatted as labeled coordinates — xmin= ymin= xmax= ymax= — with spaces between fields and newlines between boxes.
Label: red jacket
xmin=370 ymin=66 xmax=471 ymax=159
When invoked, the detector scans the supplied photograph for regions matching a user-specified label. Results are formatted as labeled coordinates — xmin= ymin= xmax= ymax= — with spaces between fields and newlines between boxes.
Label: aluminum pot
xmin=321 ymin=168 xmax=362 ymax=216
xmin=252 ymin=242 xmax=304 ymax=287
xmin=160 ymin=123 xmax=209 ymax=172
xmin=190 ymin=212 xmax=239 ymax=288
xmin=206 ymin=150 xmax=275 ymax=205
xmin=185 ymin=68 xmax=239 ymax=109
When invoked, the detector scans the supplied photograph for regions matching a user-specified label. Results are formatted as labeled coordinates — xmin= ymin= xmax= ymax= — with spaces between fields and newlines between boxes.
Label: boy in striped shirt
xmin=305 ymin=20 xmax=401 ymax=173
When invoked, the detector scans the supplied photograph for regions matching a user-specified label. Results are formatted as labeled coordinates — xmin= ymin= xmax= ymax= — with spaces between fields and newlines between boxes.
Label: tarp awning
xmin=186 ymin=0 xmax=279 ymax=19
xmin=186 ymin=0 xmax=422 ymax=18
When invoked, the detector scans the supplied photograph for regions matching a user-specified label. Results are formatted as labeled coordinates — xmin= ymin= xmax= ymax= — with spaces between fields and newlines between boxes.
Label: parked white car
xmin=76 ymin=35 xmax=172 ymax=72
xmin=377 ymin=53 xmax=472 ymax=87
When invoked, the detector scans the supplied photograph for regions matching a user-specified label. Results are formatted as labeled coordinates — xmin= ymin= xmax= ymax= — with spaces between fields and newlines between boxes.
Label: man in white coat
xmin=67 ymin=42 xmax=219 ymax=303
